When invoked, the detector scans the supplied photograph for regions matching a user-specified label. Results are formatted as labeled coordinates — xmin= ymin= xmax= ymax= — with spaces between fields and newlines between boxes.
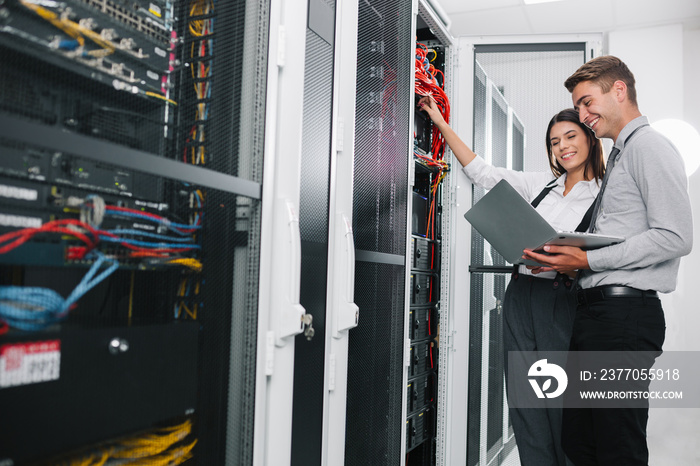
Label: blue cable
xmin=104 ymin=229 xmax=196 ymax=243
xmin=0 ymin=251 xmax=119 ymax=331
xmin=58 ymin=40 xmax=80 ymax=51
xmin=98 ymin=235 xmax=201 ymax=249
xmin=105 ymin=210 xmax=201 ymax=235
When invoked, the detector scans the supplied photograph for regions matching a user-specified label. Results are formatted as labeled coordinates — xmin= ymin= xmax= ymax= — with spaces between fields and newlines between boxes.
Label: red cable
xmin=415 ymin=45 xmax=450 ymax=161
xmin=0 ymin=218 xmax=193 ymax=258
xmin=0 ymin=219 xmax=99 ymax=254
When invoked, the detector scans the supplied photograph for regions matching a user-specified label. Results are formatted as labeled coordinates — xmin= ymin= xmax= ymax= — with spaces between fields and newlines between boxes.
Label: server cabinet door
xmin=288 ymin=0 xmax=338 ymax=465
xmin=322 ymin=0 xmax=361 ymax=464
xmin=253 ymin=0 xmax=312 ymax=465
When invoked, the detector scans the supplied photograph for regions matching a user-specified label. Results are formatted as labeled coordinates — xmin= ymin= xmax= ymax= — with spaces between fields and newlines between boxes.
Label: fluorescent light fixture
xmin=523 ymin=0 xmax=563 ymax=4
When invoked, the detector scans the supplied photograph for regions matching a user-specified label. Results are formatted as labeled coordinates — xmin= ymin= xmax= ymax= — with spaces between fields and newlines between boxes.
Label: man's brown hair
xmin=564 ymin=55 xmax=638 ymax=107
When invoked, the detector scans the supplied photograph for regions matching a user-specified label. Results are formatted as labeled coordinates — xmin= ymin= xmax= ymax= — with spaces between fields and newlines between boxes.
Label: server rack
xmin=0 ymin=1 xmax=289 ymax=464
xmin=405 ymin=4 xmax=455 ymax=464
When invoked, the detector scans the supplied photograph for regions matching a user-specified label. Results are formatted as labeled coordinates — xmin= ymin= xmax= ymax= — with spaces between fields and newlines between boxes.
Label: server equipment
xmin=405 ymin=19 xmax=451 ymax=463
xmin=0 ymin=0 xmax=270 ymax=463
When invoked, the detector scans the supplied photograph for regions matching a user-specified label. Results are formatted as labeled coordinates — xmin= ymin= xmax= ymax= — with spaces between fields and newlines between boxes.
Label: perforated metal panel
xmin=225 ymin=1 xmax=270 ymax=464
xmin=352 ymin=0 xmax=411 ymax=256
xmin=346 ymin=261 xmax=407 ymax=465
xmin=346 ymin=0 xmax=413 ymax=464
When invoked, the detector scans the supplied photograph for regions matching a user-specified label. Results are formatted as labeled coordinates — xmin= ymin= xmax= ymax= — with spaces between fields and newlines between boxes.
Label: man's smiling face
xmin=572 ymin=80 xmax=624 ymax=141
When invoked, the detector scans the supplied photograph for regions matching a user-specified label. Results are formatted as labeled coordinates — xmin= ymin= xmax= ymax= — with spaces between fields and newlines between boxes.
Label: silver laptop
xmin=464 ymin=179 xmax=624 ymax=265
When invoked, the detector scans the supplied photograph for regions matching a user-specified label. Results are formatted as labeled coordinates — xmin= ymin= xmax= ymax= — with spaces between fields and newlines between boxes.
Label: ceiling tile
xmin=447 ymin=7 xmax=532 ymax=36
xmin=438 ymin=0 xmax=700 ymax=37
xmin=524 ymin=0 xmax=615 ymax=35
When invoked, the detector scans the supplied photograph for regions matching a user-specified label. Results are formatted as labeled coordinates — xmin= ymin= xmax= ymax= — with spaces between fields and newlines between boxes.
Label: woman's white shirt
xmin=462 ymin=156 xmax=600 ymax=279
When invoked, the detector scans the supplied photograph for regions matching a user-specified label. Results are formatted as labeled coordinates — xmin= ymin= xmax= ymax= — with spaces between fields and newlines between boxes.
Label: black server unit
xmin=345 ymin=0 xmax=413 ymax=465
xmin=0 ymin=1 xmax=269 ymax=464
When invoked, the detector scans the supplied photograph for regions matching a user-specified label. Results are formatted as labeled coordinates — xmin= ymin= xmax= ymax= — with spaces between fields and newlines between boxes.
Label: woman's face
xmin=549 ymin=120 xmax=590 ymax=175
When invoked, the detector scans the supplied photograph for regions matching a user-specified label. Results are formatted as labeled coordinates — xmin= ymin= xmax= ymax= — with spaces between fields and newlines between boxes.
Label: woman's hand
xmin=526 ymin=265 xmax=555 ymax=274
xmin=418 ymin=96 xmax=446 ymax=127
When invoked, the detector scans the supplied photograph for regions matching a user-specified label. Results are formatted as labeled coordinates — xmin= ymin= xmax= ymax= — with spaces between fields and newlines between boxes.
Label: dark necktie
xmin=587 ymin=146 xmax=620 ymax=232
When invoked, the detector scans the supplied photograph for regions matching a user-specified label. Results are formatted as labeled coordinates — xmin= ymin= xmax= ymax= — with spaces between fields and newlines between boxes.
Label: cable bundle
xmin=63 ymin=419 xmax=196 ymax=466
xmin=0 ymin=200 xmax=201 ymax=264
xmin=77 ymin=196 xmax=203 ymax=259
xmin=0 ymin=218 xmax=99 ymax=256
xmin=186 ymin=0 xmax=215 ymax=165
xmin=415 ymin=43 xmax=451 ymax=161
xmin=174 ymin=276 xmax=202 ymax=319
xmin=0 ymin=250 xmax=119 ymax=331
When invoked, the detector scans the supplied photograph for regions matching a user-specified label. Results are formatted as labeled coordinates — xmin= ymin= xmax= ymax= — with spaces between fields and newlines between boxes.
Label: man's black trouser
xmin=562 ymin=290 xmax=665 ymax=466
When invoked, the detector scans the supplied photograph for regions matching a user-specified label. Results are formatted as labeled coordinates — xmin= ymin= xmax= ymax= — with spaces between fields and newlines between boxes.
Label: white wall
xmin=609 ymin=25 xmax=684 ymax=119
xmin=608 ymin=23 xmax=700 ymax=466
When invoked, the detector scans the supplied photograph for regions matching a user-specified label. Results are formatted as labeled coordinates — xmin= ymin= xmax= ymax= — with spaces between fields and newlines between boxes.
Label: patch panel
xmin=81 ymin=0 xmax=173 ymax=45
xmin=0 ymin=0 xmax=175 ymax=100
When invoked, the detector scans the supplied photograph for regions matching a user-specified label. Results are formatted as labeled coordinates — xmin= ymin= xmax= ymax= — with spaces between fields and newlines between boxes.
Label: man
xmin=523 ymin=55 xmax=693 ymax=465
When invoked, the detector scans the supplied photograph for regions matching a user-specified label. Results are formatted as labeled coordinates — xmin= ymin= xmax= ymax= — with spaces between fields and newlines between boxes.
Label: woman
xmin=419 ymin=97 xmax=604 ymax=466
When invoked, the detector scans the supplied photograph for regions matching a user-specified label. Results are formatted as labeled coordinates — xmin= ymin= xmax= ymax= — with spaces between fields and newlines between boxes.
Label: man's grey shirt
xmin=579 ymin=116 xmax=693 ymax=293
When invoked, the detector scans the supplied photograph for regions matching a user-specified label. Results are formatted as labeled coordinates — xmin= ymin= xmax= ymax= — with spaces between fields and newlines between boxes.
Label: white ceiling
xmin=436 ymin=0 xmax=700 ymax=37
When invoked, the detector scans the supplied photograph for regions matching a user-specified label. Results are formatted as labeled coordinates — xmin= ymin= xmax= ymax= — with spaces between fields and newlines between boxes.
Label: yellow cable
xmin=168 ymin=258 xmax=203 ymax=272
xmin=20 ymin=1 xmax=84 ymax=45
xmin=182 ymin=302 xmax=196 ymax=319
xmin=145 ymin=91 xmax=178 ymax=106
xmin=125 ymin=439 xmax=197 ymax=466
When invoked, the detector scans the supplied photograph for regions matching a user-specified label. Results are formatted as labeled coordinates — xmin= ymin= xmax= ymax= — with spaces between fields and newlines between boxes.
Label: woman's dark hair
xmin=545 ymin=108 xmax=605 ymax=182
